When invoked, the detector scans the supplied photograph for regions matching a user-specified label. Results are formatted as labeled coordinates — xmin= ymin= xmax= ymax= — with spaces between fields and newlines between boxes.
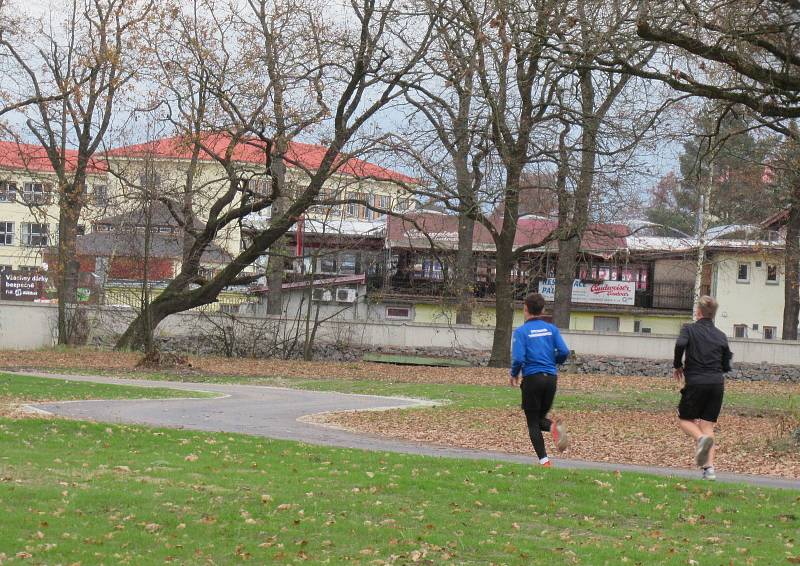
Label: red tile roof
xmin=0 ymin=141 xmax=106 ymax=174
xmin=386 ymin=212 xmax=630 ymax=254
xmin=106 ymin=133 xmax=416 ymax=184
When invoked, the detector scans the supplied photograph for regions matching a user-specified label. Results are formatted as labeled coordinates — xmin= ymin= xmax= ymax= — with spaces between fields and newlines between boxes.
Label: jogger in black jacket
xmin=673 ymin=295 xmax=733 ymax=480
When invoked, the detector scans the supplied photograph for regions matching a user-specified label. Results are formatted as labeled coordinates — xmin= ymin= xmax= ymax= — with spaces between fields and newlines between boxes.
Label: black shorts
xmin=678 ymin=383 xmax=724 ymax=422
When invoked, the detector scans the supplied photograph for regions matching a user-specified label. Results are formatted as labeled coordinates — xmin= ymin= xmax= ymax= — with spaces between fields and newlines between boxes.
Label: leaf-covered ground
xmin=1 ymin=418 xmax=798 ymax=565
xmin=314 ymin=407 xmax=800 ymax=479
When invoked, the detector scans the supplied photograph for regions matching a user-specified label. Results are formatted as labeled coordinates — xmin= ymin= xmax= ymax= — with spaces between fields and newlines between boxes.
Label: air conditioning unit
xmin=336 ymin=288 xmax=357 ymax=303
xmin=312 ymin=288 xmax=332 ymax=302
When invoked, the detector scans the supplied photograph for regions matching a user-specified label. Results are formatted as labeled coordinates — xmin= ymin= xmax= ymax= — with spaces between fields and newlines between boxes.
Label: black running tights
xmin=521 ymin=373 xmax=557 ymax=459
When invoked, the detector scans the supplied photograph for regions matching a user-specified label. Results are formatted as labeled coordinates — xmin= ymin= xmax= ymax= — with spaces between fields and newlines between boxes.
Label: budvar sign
xmin=1 ymin=272 xmax=47 ymax=301
xmin=538 ymin=278 xmax=636 ymax=306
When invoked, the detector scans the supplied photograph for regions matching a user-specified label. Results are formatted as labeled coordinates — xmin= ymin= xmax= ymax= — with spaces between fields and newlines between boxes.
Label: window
xmin=0 ymin=181 xmax=16 ymax=202
xmin=22 ymin=223 xmax=49 ymax=247
xmin=422 ymin=259 xmax=444 ymax=280
xmin=21 ymin=182 xmax=52 ymax=205
xmin=386 ymin=306 xmax=412 ymax=320
xmin=339 ymin=253 xmax=357 ymax=275
xmin=766 ymin=264 xmax=779 ymax=284
xmin=0 ymin=222 xmax=13 ymax=245
xmin=319 ymin=255 xmax=337 ymax=273
xmin=593 ymin=316 xmax=620 ymax=332
xmin=373 ymin=194 xmax=391 ymax=219
xmin=345 ymin=192 xmax=358 ymax=218
xmin=633 ymin=320 xmax=641 ymax=333
xmin=733 ymin=324 xmax=747 ymax=338
xmin=736 ymin=263 xmax=750 ymax=283
xmin=355 ymin=192 xmax=370 ymax=219
xmin=763 ymin=326 xmax=777 ymax=340
xmin=93 ymin=185 xmax=109 ymax=207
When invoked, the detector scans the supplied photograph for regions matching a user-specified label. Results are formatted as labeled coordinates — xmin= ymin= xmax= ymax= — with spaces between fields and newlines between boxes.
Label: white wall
xmin=711 ymin=252 xmax=788 ymax=339
xmin=1 ymin=301 xmax=799 ymax=366
xmin=0 ymin=301 xmax=57 ymax=348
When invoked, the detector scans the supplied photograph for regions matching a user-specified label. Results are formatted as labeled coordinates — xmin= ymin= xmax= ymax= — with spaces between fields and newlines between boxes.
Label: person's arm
xmin=673 ymin=324 xmax=689 ymax=381
xmin=510 ymin=328 xmax=525 ymax=383
xmin=552 ymin=326 xmax=570 ymax=365
xmin=721 ymin=341 xmax=733 ymax=373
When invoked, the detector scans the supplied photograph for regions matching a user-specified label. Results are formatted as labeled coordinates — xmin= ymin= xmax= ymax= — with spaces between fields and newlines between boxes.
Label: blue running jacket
xmin=510 ymin=318 xmax=570 ymax=378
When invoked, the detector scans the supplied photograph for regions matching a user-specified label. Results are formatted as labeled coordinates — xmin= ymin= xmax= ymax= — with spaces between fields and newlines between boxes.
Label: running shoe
xmin=541 ymin=460 xmax=552 ymax=468
xmin=551 ymin=418 xmax=569 ymax=453
xmin=702 ymin=466 xmax=717 ymax=481
xmin=695 ymin=435 xmax=714 ymax=467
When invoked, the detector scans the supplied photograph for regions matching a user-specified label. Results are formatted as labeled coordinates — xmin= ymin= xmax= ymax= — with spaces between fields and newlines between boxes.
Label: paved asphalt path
xmin=13 ymin=371 xmax=800 ymax=490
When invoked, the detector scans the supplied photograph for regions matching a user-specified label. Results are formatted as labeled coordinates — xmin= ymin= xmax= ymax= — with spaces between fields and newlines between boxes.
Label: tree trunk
xmin=552 ymin=236 xmax=579 ymax=328
xmin=488 ymin=247 xmax=513 ymax=367
xmin=116 ymin=297 xmax=176 ymax=351
xmin=56 ymin=190 xmax=81 ymax=345
xmin=552 ymin=66 xmax=598 ymax=329
xmin=782 ymin=183 xmax=800 ymax=340
xmin=266 ymin=145 xmax=289 ymax=316
xmin=454 ymin=210 xmax=475 ymax=325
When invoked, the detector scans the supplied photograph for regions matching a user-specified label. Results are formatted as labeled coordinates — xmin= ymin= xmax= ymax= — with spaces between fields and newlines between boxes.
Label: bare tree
xmin=625 ymin=0 xmax=800 ymax=337
xmin=0 ymin=0 xmax=152 ymax=344
xmin=395 ymin=0 xmax=492 ymax=325
xmin=551 ymin=0 xmax=658 ymax=328
xmin=114 ymin=0 xmax=435 ymax=350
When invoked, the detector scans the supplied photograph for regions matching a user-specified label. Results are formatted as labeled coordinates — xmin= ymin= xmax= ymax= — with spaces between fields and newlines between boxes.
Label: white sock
xmin=539 ymin=457 xmax=550 ymax=465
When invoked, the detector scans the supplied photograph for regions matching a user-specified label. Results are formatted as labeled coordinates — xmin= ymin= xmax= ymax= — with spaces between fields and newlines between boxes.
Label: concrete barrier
xmin=1 ymin=300 xmax=798 ymax=366
xmin=0 ymin=301 xmax=57 ymax=349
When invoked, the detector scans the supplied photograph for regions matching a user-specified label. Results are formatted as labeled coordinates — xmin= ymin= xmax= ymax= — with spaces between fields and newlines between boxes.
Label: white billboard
xmin=538 ymin=278 xmax=636 ymax=306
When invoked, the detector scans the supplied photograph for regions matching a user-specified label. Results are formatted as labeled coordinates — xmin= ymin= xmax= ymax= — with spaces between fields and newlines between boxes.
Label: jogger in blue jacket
xmin=510 ymin=293 xmax=571 ymax=466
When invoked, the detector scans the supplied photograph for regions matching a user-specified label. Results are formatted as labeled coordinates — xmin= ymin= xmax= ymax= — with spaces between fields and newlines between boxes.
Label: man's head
xmin=524 ymin=293 xmax=546 ymax=317
xmin=695 ymin=295 xmax=718 ymax=320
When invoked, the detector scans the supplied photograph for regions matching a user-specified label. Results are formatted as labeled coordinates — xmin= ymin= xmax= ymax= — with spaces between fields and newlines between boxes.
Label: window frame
xmin=93 ymin=184 xmax=109 ymax=208
xmin=0 ymin=221 xmax=14 ymax=246
xmin=766 ymin=264 xmax=779 ymax=284
xmin=763 ymin=326 xmax=777 ymax=340
xmin=736 ymin=262 xmax=750 ymax=283
xmin=21 ymin=182 xmax=52 ymax=205
xmin=733 ymin=324 xmax=748 ymax=338
xmin=593 ymin=316 xmax=620 ymax=332
xmin=385 ymin=305 xmax=413 ymax=320
xmin=0 ymin=181 xmax=17 ymax=202
xmin=21 ymin=222 xmax=49 ymax=247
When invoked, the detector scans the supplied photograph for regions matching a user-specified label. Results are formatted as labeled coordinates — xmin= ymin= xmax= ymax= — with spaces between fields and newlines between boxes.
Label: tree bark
xmin=552 ymin=63 xmax=599 ymax=329
xmin=56 ymin=180 xmax=83 ymax=345
xmin=488 ymin=246 xmax=513 ymax=367
xmin=454 ymin=209 xmax=475 ymax=325
xmin=266 ymin=142 xmax=289 ymax=316
xmin=552 ymin=235 xmax=579 ymax=328
xmin=782 ymin=181 xmax=800 ymax=340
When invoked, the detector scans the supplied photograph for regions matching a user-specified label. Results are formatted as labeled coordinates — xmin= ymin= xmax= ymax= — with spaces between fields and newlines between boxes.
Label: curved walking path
xmin=15 ymin=371 xmax=800 ymax=490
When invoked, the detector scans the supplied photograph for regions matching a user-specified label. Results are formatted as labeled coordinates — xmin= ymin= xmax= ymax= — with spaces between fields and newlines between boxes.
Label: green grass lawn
xmin=0 ymin=418 xmax=798 ymax=565
xmin=0 ymin=372 xmax=216 ymax=403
